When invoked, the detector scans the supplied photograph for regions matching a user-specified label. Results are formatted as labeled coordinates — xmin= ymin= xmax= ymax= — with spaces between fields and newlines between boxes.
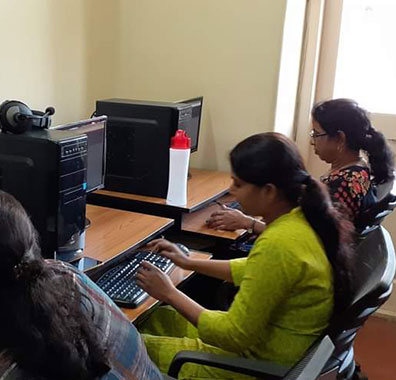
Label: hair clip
xmin=13 ymin=262 xmax=23 ymax=280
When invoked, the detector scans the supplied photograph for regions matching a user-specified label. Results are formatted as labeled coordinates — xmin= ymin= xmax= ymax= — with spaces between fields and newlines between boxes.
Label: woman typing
xmin=136 ymin=132 xmax=355 ymax=380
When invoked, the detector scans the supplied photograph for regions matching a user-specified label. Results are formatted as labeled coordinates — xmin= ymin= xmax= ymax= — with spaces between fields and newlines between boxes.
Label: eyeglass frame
xmin=309 ymin=130 xmax=328 ymax=139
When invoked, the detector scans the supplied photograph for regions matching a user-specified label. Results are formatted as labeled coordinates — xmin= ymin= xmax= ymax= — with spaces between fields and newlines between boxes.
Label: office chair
xmin=375 ymin=174 xmax=396 ymax=201
xmin=167 ymin=335 xmax=335 ymax=380
xmin=355 ymin=181 xmax=396 ymax=234
xmin=167 ymin=226 xmax=395 ymax=380
xmin=322 ymin=225 xmax=395 ymax=379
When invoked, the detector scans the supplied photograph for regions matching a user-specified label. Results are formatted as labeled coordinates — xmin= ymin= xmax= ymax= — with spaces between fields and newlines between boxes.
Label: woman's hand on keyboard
xmin=136 ymin=261 xmax=175 ymax=302
xmin=147 ymin=239 xmax=191 ymax=269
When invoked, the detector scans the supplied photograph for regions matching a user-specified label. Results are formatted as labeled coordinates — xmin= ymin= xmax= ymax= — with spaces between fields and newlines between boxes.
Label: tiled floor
xmin=354 ymin=316 xmax=396 ymax=380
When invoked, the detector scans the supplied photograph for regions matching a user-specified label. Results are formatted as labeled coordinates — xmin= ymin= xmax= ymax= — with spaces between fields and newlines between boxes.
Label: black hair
xmin=230 ymin=133 xmax=355 ymax=313
xmin=0 ymin=191 xmax=109 ymax=380
xmin=312 ymin=98 xmax=394 ymax=185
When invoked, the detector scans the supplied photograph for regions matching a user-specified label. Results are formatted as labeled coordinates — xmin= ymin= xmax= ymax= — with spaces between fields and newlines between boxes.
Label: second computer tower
xmin=96 ymin=98 xmax=193 ymax=198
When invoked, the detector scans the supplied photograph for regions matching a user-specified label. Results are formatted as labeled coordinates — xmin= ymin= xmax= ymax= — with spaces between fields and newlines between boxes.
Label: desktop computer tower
xmin=96 ymin=98 xmax=193 ymax=198
xmin=0 ymin=129 xmax=88 ymax=260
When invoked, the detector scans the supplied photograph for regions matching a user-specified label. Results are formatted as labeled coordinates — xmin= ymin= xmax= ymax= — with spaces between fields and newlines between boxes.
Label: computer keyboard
xmin=225 ymin=200 xmax=241 ymax=210
xmin=95 ymin=250 xmax=175 ymax=308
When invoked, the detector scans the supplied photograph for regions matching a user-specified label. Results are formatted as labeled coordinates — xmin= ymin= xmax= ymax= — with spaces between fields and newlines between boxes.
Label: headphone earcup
xmin=0 ymin=100 xmax=33 ymax=134
xmin=0 ymin=100 xmax=10 ymax=130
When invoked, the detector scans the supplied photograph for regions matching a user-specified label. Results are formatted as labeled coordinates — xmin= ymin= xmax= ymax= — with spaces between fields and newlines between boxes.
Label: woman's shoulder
xmin=324 ymin=165 xmax=372 ymax=199
xmin=43 ymin=260 xmax=113 ymax=315
xmin=44 ymin=259 xmax=78 ymax=273
xmin=44 ymin=259 xmax=98 ymax=286
xmin=337 ymin=165 xmax=370 ymax=179
xmin=254 ymin=208 xmax=322 ymax=255
xmin=262 ymin=208 xmax=312 ymax=235
xmin=322 ymin=165 xmax=371 ymax=184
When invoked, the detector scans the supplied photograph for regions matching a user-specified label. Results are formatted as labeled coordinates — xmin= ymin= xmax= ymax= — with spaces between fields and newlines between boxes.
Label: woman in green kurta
xmin=136 ymin=133 xmax=355 ymax=380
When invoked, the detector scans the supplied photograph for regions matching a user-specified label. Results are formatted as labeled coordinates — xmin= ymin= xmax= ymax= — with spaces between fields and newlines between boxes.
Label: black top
xmin=321 ymin=165 xmax=377 ymax=222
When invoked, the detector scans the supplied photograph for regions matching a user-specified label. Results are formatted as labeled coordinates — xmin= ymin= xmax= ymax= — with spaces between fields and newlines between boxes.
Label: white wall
xmin=85 ymin=0 xmax=288 ymax=171
xmin=0 ymin=0 xmax=90 ymax=125
xmin=0 ymin=0 xmax=289 ymax=172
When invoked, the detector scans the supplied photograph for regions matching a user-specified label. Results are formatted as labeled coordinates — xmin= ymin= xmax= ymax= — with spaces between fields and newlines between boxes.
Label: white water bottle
xmin=166 ymin=130 xmax=191 ymax=206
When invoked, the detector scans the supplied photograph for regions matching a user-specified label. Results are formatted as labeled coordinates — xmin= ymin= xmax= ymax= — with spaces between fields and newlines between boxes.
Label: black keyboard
xmin=95 ymin=251 xmax=175 ymax=308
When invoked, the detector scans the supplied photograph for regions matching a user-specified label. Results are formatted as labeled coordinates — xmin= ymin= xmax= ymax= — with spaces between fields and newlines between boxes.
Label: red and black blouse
xmin=321 ymin=165 xmax=376 ymax=222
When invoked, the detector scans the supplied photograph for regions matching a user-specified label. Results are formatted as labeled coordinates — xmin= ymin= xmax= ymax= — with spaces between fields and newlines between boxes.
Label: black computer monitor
xmin=52 ymin=116 xmax=107 ymax=193
xmin=175 ymin=97 xmax=203 ymax=153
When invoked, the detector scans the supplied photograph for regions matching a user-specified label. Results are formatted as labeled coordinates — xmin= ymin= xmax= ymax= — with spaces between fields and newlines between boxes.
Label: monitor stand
xmin=71 ymin=256 xmax=102 ymax=271
xmin=55 ymin=231 xmax=85 ymax=262
xmin=85 ymin=217 xmax=91 ymax=229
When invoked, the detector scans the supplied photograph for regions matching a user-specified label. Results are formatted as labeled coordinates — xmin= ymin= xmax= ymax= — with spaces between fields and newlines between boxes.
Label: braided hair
xmin=230 ymin=133 xmax=355 ymax=312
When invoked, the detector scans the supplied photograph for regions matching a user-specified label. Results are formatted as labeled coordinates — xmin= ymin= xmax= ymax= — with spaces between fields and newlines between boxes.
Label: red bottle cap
xmin=170 ymin=129 xmax=191 ymax=149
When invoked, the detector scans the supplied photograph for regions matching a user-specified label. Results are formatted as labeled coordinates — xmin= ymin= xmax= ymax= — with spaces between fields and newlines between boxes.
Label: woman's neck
xmin=264 ymin=202 xmax=294 ymax=225
xmin=331 ymin=151 xmax=362 ymax=171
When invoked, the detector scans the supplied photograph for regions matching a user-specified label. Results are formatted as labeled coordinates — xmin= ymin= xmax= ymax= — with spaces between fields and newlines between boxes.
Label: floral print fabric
xmin=321 ymin=165 xmax=372 ymax=221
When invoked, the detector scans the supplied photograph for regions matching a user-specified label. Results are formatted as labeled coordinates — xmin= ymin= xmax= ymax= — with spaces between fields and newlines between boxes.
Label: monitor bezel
xmin=51 ymin=116 xmax=107 ymax=193
xmin=175 ymin=96 xmax=203 ymax=153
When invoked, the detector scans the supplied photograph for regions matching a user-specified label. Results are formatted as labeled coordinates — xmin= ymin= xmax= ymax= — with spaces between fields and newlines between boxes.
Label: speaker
xmin=0 ymin=100 xmax=55 ymax=134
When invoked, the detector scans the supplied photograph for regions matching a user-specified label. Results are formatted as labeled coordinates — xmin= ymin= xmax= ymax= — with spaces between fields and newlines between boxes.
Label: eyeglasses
xmin=309 ymin=130 xmax=328 ymax=139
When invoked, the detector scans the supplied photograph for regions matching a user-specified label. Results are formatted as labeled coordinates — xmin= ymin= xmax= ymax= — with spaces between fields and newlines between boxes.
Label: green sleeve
xmin=198 ymin=237 xmax=302 ymax=353
xmin=230 ymin=258 xmax=247 ymax=286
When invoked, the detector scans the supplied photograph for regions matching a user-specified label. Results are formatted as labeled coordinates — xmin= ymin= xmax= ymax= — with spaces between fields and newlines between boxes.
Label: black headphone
xmin=0 ymin=100 xmax=55 ymax=134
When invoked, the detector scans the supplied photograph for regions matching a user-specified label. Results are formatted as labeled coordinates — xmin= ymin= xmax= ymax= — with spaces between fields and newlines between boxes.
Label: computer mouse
xmin=175 ymin=243 xmax=190 ymax=256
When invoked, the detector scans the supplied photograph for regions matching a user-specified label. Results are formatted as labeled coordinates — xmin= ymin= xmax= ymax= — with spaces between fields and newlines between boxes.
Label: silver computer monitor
xmin=52 ymin=116 xmax=107 ymax=193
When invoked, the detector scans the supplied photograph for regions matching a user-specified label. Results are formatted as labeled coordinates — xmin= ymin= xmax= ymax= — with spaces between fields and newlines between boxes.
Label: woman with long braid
xmin=136 ymin=132 xmax=355 ymax=380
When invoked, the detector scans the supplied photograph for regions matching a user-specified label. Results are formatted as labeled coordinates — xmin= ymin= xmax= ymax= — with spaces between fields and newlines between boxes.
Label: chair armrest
xmin=168 ymin=351 xmax=290 ymax=379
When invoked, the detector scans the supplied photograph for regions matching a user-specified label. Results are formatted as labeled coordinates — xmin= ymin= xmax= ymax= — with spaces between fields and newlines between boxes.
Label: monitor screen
xmin=52 ymin=116 xmax=107 ymax=193
xmin=175 ymin=97 xmax=203 ymax=153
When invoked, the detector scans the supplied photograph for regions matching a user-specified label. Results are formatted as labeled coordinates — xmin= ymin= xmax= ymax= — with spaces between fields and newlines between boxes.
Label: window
xmin=334 ymin=0 xmax=396 ymax=114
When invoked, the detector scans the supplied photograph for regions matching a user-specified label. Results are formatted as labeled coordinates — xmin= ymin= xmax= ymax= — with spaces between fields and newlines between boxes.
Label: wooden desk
xmin=85 ymin=204 xmax=174 ymax=262
xmin=88 ymin=169 xmax=232 ymax=229
xmin=84 ymin=204 xmax=211 ymax=322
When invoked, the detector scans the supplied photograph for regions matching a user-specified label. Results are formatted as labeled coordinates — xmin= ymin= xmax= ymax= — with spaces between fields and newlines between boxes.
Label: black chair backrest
xmin=376 ymin=175 xmax=396 ymax=201
xmin=324 ymin=226 xmax=395 ymax=377
xmin=356 ymin=192 xmax=396 ymax=234
xmin=284 ymin=336 xmax=335 ymax=380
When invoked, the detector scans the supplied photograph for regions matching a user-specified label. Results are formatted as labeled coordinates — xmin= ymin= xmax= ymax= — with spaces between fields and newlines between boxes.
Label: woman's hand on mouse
xmin=147 ymin=239 xmax=191 ymax=269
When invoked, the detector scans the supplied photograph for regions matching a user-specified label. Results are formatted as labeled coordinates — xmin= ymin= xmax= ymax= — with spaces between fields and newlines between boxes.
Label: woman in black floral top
xmin=311 ymin=98 xmax=394 ymax=223
xmin=207 ymin=99 xmax=394 ymax=230
xmin=320 ymin=165 xmax=373 ymax=221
